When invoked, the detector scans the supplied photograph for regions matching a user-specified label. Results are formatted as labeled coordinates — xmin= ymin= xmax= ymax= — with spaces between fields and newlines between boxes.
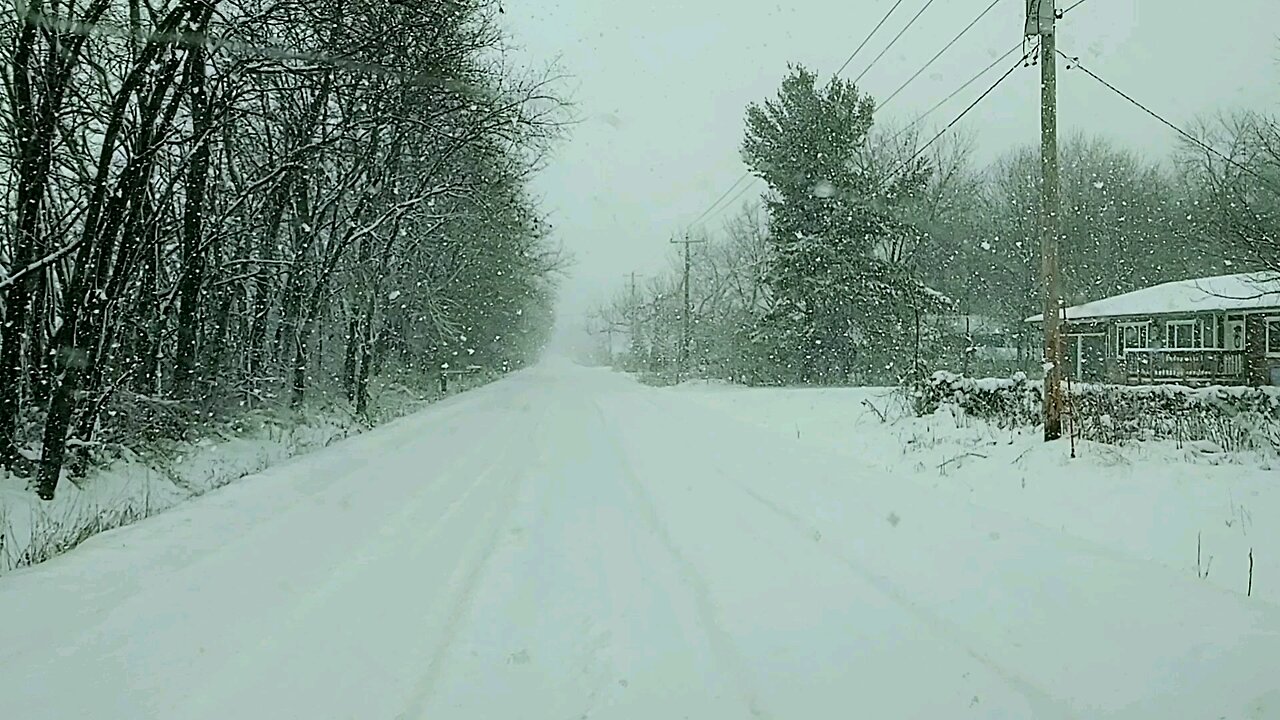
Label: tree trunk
xmin=343 ymin=316 xmax=360 ymax=401
xmin=290 ymin=316 xmax=314 ymax=407
xmin=275 ymin=179 xmax=314 ymax=366
xmin=1 ymin=0 xmax=113 ymax=473
xmin=34 ymin=359 xmax=81 ymax=500
xmin=245 ymin=268 xmax=273 ymax=397
xmin=135 ymin=241 xmax=162 ymax=394
xmin=174 ymin=35 xmax=213 ymax=398
xmin=355 ymin=307 xmax=375 ymax=416
xmin=204 ymin=284 xmax=235 ymax=404
xmin=35 ymin=4 xmax=194 ymax=498
xmin=1 ymin=10 xmax=51 ymax=469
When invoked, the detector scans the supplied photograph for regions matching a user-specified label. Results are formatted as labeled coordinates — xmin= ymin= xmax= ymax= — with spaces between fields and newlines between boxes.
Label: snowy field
xmin=677 ymin=380 xmax=1279 ymax=606
xmin=0 ymin=360 xmax=1277 ymax=719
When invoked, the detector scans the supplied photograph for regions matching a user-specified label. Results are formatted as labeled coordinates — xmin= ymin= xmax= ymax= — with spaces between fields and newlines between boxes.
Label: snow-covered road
xmin=2 ymin=361 xmax=1278 ymax=719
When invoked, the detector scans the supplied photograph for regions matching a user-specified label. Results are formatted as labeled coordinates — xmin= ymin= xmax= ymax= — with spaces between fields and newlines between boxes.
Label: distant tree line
xmin=0 ymin=0 xmax=565 ymax=499
xmin=593 ymin=63 xmax=1275 ymax=386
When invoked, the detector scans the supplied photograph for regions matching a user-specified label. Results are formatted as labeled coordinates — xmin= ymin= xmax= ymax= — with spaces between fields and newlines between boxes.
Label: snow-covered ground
xmin=677 ymin=382 xmax=1279 ymax=606
xmin=0 ymin=407 xmax=354 ymax=574
xmin=1 ymin=361 xmax=1277 ymax=719
xmin=0 ymin=372 xmax=488 ymax=576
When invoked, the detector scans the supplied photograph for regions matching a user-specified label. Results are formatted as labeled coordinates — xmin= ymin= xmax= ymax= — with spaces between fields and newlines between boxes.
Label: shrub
xmin=911 ymin=372 xmax=1040 ymax=427
xmin=911 ymin=371 xmax=1280 ymax=453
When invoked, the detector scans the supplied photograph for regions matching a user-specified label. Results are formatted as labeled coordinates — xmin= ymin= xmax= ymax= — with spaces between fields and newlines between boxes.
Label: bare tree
xmin=0 ymin=0 xmax=567 ymax=499
xmin=1178 ymin=112 xmax=1280 ymax=270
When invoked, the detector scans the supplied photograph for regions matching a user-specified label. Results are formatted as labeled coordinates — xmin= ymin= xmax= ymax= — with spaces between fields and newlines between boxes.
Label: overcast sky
xmin=502 ymin=0 xmax=1280 ymax=346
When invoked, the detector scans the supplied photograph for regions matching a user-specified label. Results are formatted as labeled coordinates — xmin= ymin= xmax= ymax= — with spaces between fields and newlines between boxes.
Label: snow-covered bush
xmin=911 ymin=372 xmax=1040 ymax=428
xmin=912 ymin=371 xmax=1280 ymax=453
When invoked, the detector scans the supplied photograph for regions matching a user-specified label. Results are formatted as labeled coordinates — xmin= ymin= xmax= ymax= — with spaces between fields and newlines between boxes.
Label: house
xmin=1026 ymin=272 xmax=1280 ymax=386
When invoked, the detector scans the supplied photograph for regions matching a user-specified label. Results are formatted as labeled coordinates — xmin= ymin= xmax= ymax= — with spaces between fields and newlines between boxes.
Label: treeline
xmin=593 ymin=65 xmax=1278 ymax=386
xmin=0 ymin=0 xmax=564 ymax=499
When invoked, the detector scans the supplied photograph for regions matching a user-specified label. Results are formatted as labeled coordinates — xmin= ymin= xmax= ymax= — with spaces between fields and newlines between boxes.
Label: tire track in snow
xmin=540 ymin=410 xmax=622 ymax=720
xmin=394 ymin=400 xmax=550 ymax=720
xmin=592 ymin=400 xmax=773 ymax=720
xmin=178 ymin=397 xmax=538 ymax=719
xmin=621 ymin=388 xmax=1075 ymax=719
xmin=163 ymin=384 xmax=526 ymax=583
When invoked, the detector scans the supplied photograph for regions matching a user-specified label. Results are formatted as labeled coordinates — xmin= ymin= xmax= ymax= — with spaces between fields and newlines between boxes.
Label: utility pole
xmin=627 ymin=272 xmax=640 ymax=364
xmin=671 ymin=236 xmax=706 ymax=383
xmin=1026 ymin=0 xmax=1063 ymax=441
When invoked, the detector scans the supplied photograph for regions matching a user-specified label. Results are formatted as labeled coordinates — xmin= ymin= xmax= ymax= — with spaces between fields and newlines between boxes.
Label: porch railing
xmin=1123 ymin=348 xmax=1246 ymax=385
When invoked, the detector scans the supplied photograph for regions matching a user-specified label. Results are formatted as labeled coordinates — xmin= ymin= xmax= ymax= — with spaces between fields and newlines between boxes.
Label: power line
xmin=879 ymin=0 xmax=1002 ymax=110
xmin=688 ymin=7 xmax=999 ymax=232
xmin=685 ymin=40 xmax=1023 ymax=234
xmin=835 ymin=0 xmax=910 ymax=77
xmin=882 ymin=43 xmax=1037 ymax=184
xmin=684 ymin=0 xmax=1064 ymax=234
xmin=886 ymin=41 xmax=1024 ymax=144
xmin=854 ymin=0 xmax=941 ymax=84
xmin=1058 ymin=48 xmax=1280 ymax=198
xmin=706 ymin=175 xmax=763 ymax=226
xmin=683 ymin=0 xmax=914 ymax=231
xmin=685 ymin=173 xmax=754 ymax=231
xmin=881 ymin=0 xmax=1091 ymax=140
xmin=699 ymin=46 xmax=1034 ymax=229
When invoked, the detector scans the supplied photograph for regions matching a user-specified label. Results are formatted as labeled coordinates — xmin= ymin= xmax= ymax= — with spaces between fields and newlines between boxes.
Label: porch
xmin=1122 ymin=348 xmax=1246 ymax=385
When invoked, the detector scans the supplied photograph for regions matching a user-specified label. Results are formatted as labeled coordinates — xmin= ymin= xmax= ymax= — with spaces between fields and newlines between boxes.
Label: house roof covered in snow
xmin=1025 ymin=272 xmax=1280 ymax=323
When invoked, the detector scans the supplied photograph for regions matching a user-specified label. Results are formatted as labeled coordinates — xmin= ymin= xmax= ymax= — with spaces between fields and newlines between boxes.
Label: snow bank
xmin=0 ymin=372 xmax=497 ymax=576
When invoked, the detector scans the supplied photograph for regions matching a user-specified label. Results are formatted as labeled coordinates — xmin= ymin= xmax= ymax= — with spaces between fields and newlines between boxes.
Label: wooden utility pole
xmin=1027 ymin=0 xmax=1063 ymax=441
xmin=627 ymin=272 xmax=639 ymax=357
xmin=671 ymin=236 xmax=706 ymax=382
xmin=617 ymin=272 xmax=640 ymax=369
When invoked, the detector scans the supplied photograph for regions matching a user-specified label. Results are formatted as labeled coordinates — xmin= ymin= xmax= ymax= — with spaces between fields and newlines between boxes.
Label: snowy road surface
xmin=2 ymin=361 xmax=1278 ymax=719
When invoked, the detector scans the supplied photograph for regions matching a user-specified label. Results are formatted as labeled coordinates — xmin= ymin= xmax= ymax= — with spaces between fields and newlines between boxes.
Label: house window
xmin=1267 ymin=318 xmax=1280 ymax=357
xmin=1166 ymin=320 xmax=1198 ymax=350
xmin=1200 ymin=315 xmax=1219 ymax=349
xmin=1116 ymin=322 xmax=1149 ymax=357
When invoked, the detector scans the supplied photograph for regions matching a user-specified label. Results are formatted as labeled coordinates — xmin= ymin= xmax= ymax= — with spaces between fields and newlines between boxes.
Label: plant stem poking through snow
xmin=862 ymin=399 xmax=888 ymax=424
xmin=937 ymin=452 xmax=987 ymax=473
xmin=1196 ymin=532 xmax=1215 ymax=580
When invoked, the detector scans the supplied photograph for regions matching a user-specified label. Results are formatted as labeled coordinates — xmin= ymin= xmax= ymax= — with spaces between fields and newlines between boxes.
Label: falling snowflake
xmin=811 ymin=180 xmax=837 ymax=199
